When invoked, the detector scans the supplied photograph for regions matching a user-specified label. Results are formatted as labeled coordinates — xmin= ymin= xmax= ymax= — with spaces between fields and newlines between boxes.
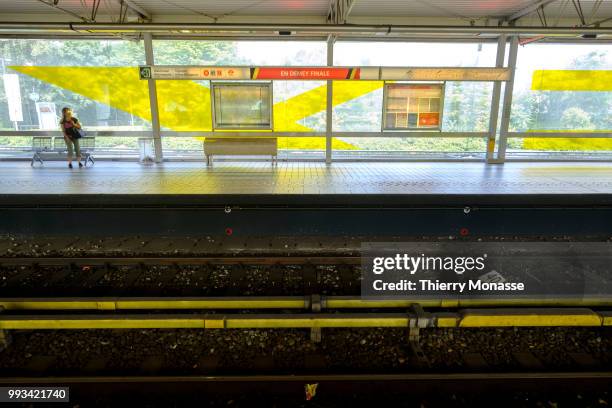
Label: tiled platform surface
xmin=0 ymin=161 xmax=611 ymax=195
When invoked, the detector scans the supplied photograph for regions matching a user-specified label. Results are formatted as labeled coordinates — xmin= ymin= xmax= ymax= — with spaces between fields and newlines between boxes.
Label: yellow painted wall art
xmin=525 ymin=69 xmax=611 ymax=151
xmin=9 ymin=66 xmax=385 ymax=151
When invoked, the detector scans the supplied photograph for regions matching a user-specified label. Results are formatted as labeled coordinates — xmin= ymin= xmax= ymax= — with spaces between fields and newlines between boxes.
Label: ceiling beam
xmin=116 ymin=0 xmax=151 ymax=21
xmin=506 ymin=0 xmax=558 ymax=22
xmin=34 ymin=0 xmax=91 ymax=22
xmin=0 ymin=22 xmax=610 ymax=36
xmin=327 ymin=0 xmax=357 ymax=24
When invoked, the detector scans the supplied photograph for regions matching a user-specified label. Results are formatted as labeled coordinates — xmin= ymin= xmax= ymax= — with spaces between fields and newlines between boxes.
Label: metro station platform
xmin=0 ymin=160 xmax=611 ymax=195
xmin=0 ymin=161 xmax=611 ymax=236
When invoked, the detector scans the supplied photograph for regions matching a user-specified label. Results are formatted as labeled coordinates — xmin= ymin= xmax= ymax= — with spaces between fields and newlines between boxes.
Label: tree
xmin=511 ymin=49 xmax=610 ymax=132
xmin=561 ymin=107 xmax=592 ymax=129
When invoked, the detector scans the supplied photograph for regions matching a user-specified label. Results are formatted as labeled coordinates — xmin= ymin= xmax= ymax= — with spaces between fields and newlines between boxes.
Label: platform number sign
xmin=139 ymin=66 xmax=152 ymax=80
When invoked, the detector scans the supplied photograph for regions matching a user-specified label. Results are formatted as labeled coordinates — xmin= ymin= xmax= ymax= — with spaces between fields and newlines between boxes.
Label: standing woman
xmin=60 ymin=107 xmax=83 ymax=168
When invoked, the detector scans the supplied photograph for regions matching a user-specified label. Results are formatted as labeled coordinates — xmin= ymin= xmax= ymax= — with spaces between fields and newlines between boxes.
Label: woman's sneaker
xmin=78 ymin=162 xmax=83 ymax=168
xmin=68 ymin=163 xmax=73 ymax=169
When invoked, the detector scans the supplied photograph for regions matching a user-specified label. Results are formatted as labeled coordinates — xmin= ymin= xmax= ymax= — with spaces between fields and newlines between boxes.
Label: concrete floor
xmin=0 ymin=161 xmax=611 ymax=195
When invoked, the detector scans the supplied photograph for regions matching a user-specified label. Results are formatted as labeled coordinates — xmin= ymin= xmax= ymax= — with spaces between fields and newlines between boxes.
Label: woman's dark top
xmin=61 ymin=117 xmax=79 ymax=139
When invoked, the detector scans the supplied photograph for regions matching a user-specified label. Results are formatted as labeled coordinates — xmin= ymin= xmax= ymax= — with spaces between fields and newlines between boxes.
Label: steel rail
xmin=2 ymin=296 xmax=612 ymax=310
xmin=2 ymin=372 xmax=612 ymax=383
xmin=0 ymin=256 xmax=362 ymax=266
xmin=0 ymin=309 xmax=610 ymax=329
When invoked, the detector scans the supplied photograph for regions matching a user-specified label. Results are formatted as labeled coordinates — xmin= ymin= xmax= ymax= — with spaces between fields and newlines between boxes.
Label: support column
xmin=486 ymin=34 xmax=506 ymax=164
xmin=325 ymin=35 xmax=334 ymax=164
xmin=144 ymin=32 xmax=163 ymax=163
xmin=497 ymin=35 xmax=519 ymax=162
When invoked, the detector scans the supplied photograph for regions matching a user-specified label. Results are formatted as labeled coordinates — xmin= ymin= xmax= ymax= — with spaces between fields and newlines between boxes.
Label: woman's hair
xmin=61 ymin=107 xmax=71 ymax=123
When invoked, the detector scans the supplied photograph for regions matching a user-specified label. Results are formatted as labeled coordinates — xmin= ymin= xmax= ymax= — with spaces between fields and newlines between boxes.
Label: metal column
xmin=486 ymin=34 xmax=506 ymax=164
xmin=325 ymin=35 xmax=334 ymax=164
xmin=144 ymin=33 xmax=163 ymax=163
xmin=497 ymin=35 xmax=519 ymax=162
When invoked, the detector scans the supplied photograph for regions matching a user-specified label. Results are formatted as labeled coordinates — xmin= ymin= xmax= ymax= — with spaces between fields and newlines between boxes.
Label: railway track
xmin=0 ymin=256 xmax=361 ymax=298
xmin=1 ymin=255 xmax=612 ymax=306
xmin=0 ymin=256 xmax=362 ymax=266
xmin=0 ymin=249 xmax=609 ymax=306
xmin=0 ymin=309 xmax=611 ymax=330
xmin=1 ymin=256 xmax=610 ymax=370
xmin=1 ymin=372 xmax=611 ymax=387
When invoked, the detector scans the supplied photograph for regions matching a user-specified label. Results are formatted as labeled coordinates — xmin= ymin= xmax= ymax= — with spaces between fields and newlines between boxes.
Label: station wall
xmin=0 ymin=39 xmax=610 ymax=156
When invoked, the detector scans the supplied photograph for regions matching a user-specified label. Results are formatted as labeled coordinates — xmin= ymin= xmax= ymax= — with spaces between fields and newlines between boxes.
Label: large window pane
xmin=334 ymin=41 xmax=497 ymax=67
xmin=0 ymin=39 xmax=148 ymax=132
xmin=332 ymin=41 xmax=494 ymax=156
xmin=511 ymin=43 xmax=611 ymax=132
xmin=333 ymin=41 xmax=496 ymax=133
xmin=153 ymin=40 xmax=325 ymax=66
xmin=153 ymin=40 xmax=328 ymax=152
xmin=509 ymin=43 xmax=612 ymax=155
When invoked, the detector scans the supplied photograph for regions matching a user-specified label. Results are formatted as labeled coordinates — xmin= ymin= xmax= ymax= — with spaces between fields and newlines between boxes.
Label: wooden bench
xmin=203 ymin=137 xmax=278 ymax=166
xmin=31 ymin=136 xmax=95 ymax=167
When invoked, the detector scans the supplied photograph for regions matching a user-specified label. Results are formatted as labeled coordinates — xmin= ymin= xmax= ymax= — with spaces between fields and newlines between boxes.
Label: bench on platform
xmin=31 ymin=136 xmax=95 ymax=167
xmin=203 ymin=137 xmax=278 ymax=166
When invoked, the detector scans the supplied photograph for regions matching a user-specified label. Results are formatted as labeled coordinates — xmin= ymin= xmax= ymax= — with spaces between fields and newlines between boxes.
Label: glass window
xmin=506 ymin=42 xmax=611 ymax=156
xmin=332 ymin=41 xmax=494 ymax=140
xmin=212 ymin=82 xmax=272 ymax=129
xmin=151 ymin=40 xmax=328 ymax=138
xmin=383 ymin=83 xmax=443 ymax=130
xmin=334 ymin=41 xmax=497 ymax=67
xmin=153 ymin=40 xmax=326 ymax=66
xmin=0 ymin=38 xmax=149 ymax=133
xmin=510 ymin=43 xmax=611 ymax=133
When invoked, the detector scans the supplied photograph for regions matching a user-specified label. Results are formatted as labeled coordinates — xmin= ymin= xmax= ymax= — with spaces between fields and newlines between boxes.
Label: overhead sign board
xmin=251 ymin=67 xmax=361 ymax=80
xmin=380 ymin=67 xmax=511 ymax=81
xmin=139 ymin=66 xmax=510 ymax=82
xmin=139 ymin=66 xmax=250 ymax=80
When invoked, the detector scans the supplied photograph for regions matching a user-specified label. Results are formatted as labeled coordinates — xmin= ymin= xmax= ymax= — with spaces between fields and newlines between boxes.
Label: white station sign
xmin=139 ymin=66 xmax=510 ymax=81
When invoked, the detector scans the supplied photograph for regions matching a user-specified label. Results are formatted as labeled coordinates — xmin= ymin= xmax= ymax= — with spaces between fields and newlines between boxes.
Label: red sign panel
xmin=252 ymin=67 xmax=360 ymax=80
xmin=418 ymin=112 xmax=440 ymax=127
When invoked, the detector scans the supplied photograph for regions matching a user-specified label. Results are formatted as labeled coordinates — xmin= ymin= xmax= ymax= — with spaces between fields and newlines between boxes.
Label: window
xmin=383 ymin=83 xmax=444 ymax=130
xmin=0 ymin=39 xmax=148 ymax=133
xmin=212 ymin=82 xmax=272 ymax=130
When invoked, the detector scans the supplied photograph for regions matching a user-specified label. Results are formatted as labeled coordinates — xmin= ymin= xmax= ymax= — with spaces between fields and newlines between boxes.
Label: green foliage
xmin=153 ymin=41 xmax=242 ymax=65
xmin=510 ymin=50 xmax=611 ymax=134
xmin=561 ymin=107 xmax=592 ymax=129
